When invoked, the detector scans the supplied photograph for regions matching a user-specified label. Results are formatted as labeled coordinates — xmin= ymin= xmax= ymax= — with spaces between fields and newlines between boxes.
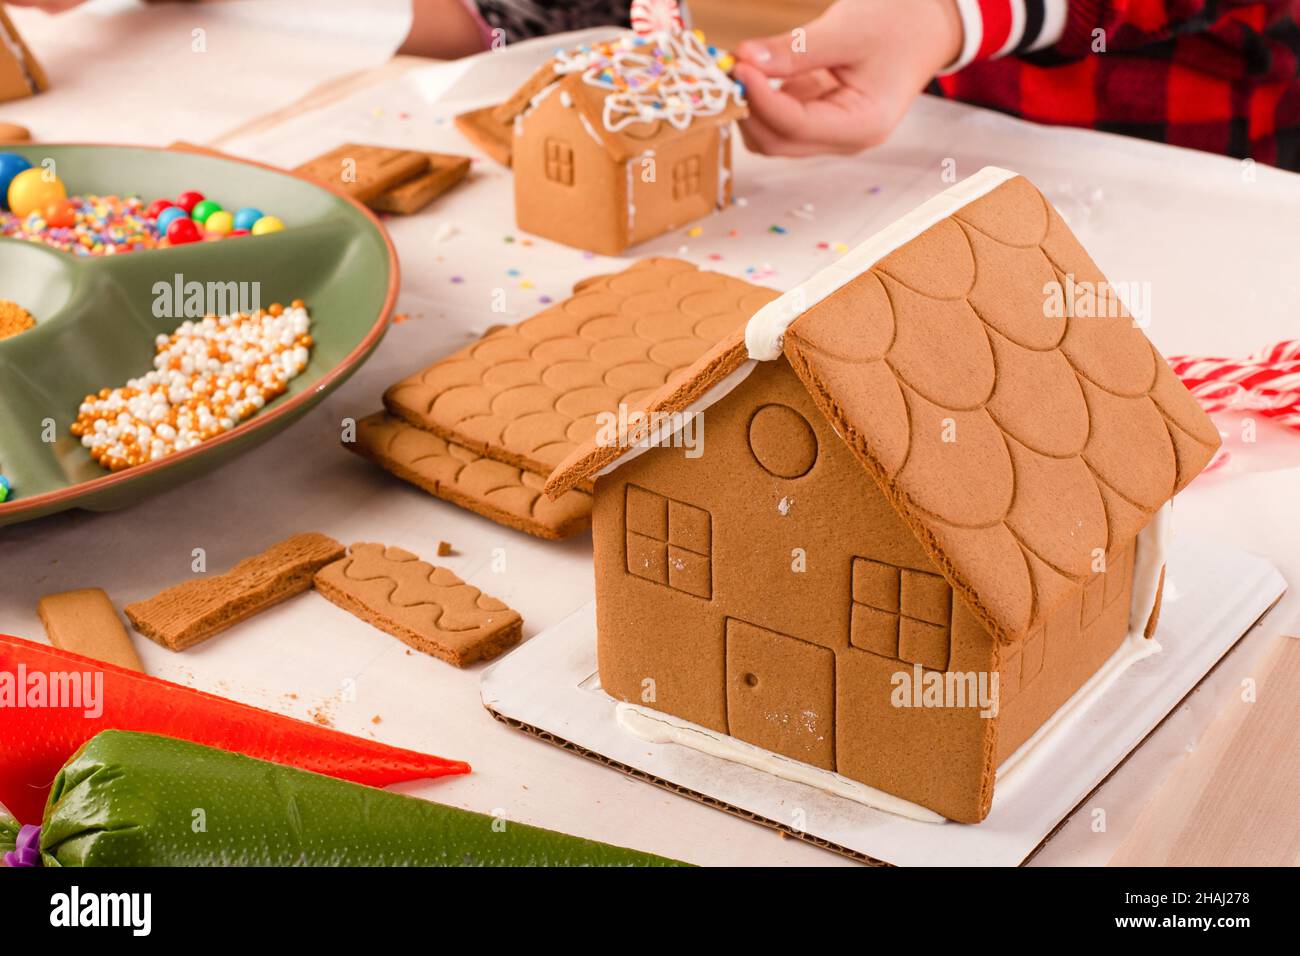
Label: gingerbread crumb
xmin=371 ymin=715 xmax=383 ymax=725
xmin=437 ymin=540 xmax=454 ymax=557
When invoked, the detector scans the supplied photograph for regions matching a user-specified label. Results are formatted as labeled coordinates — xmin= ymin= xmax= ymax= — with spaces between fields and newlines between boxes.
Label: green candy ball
xmin=190 ymin=199 xmax=223 ymax=224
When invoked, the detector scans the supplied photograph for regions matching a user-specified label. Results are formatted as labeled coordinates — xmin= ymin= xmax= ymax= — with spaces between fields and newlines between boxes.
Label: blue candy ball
xmin=155 ymin=206 xmax=188 ymax=234
xmin=232 ymin=207 xmax=264 ymax=232
xmin=0 ymin=153 xmax=33 ymax=211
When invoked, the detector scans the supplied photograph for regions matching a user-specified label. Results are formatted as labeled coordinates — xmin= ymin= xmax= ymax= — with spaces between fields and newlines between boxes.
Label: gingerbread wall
xmin=594 ymin=356 xmax=1151 ymax=822
xmin=514 ymin=89 xmax=626 ymax=255
xmin=627 ymin=124 xmax=730 ymax=246
xmin=593 ymin=358 xmax=1004 ymax=821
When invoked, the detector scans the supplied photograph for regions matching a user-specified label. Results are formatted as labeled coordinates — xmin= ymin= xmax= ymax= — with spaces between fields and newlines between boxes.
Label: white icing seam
xmin=616 ymin=702 xmax=946 ymax=824
xmin=1128 ymin=501 xmax=1170 ymax=638
xmin=744 ymin=166 xmax=1018 ymax=361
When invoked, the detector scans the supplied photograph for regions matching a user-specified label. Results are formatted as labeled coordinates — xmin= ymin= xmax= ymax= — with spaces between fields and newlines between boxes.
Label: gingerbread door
xmin=725 ymin=618 xmax=835 ymax=771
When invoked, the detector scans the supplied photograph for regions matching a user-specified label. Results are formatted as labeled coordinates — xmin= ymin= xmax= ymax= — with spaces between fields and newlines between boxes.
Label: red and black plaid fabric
xmin=933 ymin=1 xmax=1300 ymax=170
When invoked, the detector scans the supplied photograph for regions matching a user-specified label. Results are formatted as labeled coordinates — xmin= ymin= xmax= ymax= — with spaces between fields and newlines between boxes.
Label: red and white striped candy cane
xmin=1168 ymin=339 xmax=1300 ymax=432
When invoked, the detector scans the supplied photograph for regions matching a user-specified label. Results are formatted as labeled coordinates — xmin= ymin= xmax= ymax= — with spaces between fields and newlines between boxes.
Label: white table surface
xmin=1 ymin=25 xmax=1297 ymax=867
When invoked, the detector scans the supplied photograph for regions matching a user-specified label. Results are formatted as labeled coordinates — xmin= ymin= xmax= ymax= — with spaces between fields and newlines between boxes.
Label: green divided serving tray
xmin=0 ymin=144 xmax=398 ymax=527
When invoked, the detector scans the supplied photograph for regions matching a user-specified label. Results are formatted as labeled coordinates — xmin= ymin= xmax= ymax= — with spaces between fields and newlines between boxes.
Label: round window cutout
xmin=748 ymin=404 xmax=818 ymax=478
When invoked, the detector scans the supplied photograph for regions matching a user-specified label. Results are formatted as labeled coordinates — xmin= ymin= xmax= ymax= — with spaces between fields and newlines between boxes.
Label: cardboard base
xmin=481 ymin=534 xmax=1285 ymax=865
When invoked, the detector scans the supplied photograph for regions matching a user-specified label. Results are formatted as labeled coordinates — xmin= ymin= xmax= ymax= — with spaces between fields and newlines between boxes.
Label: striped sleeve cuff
xmin=940 ymin=0 xmax=1069 ymax=74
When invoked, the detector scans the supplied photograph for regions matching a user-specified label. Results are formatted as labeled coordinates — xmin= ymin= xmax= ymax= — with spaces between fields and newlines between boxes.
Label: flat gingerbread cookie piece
xmin=314 ymin=543 xmax=522 ymax=667
xmin=347 ymin=411 xmax=591 ymax=540
xmin=369 ymin=152 xmax=470 ymax=215
xmin=125 ymin=532 xmax=345 ymax=650
xmin=38 ymin=587 xmax=144 ymax=672
xmin=293 ymin=143 xmax=429 ymax=203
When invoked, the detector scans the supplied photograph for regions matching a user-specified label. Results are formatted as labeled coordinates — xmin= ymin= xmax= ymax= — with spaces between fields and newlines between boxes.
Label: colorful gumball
xmin=228 ymin=229 xmax=250 ymax=237
xmin=176 ymin=190 xmax=204 ymax=214
xmin=145 ymin=198 xmax=175 ymax=220
xmin=250 ymin=215 xmax=284 ymax=236
xmin=9 ymin=169 xmax=67 ymax=218
xmin=166 ymin=217 xmax=202 ymax=245
xmin=0 ymin=153 xmax=32 ymax=210
xmin=155 ymin=206 xmax=187 ymax=235
xmin=0 ymin=475 xmax=10 ymax=503
xmin=204 ymin=209 xmax=234 ymax=235
xmin=43 ymin=198 xmax=76 ymax=228
xmin=232 ymin=207 xmax=263 ymax=232
xmin=190 ymin=199 xmax=222 ymax=224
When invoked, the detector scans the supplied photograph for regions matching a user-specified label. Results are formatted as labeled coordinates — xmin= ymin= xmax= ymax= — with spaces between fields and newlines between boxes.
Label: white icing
xmin=744 ymin=166 xmax=1018 ymax=361
xmin=553 ymin=29 xmax=742 ymax=133
xmin=1129 ymin=500 xmax=1171 ymax=635
xmin=615 ymin=702 xmax=947 ymax=823
xmin=512 ymin=80 xmax=561 ymax=138
xmin=715 ymin=124 xmax=729 ymax=210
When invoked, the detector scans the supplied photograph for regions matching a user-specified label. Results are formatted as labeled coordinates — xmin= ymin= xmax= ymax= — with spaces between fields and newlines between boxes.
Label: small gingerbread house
xmin=497 ymin=30 xmax=745 ymax=255
xmin=546 ymin=168 xmax=1222 ymax=823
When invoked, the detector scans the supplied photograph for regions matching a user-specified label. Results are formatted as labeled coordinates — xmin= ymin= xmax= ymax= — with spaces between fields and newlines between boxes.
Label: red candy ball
xmin=145 ymin=198 xmax=175 ymax=220
xmin=228 ymin=229 xmax=250 ymax=237
xmin=44 ymin=198 xmax=77 ymax=228
xmin=166 ymin=217 xmax=202 ymax=244
xmin=176 ymin=190 xmax=205 ymax=214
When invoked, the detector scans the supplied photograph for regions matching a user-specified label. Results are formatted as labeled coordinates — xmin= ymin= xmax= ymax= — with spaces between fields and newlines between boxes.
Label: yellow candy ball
xmin=204 ymin=209 xmax=234 ymax=235
xmin=251 ymin=215 xmax=284 ymax=236
xmin=9 ymin=168 xmax=67 ymax=218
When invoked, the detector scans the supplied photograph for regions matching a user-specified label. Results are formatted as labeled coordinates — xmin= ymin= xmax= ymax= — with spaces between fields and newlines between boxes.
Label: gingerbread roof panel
xmin=385 ymin=258 xmax=778 ymax=483
xmin=504 ymin=30 xmax=747 ymax=162
xmin=780 ymin=173 xmax=1219 ymax=643
xmin=547 ymin=172 xmax=1219 ymax=644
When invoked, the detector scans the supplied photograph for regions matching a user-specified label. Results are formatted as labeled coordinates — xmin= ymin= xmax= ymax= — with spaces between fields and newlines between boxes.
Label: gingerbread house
xmin=545 ymin=168 xmax=1222 ymax=823
xmin=495 ymin=29 xmax=745 ymax=255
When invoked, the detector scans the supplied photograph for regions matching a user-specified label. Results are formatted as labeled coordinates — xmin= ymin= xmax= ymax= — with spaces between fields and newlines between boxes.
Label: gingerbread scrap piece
xmin=125 ymin=532 xmax=345 ymax=651
xmin=314 ymin=543 xmax=522 ymax=667
xmin=38 ymin=588 xmax=145 ymax=672
xmin=293 ymin=143 xmax=429 ymax=203
xmin=369 ymin=152 xmax=470 ymax=215
xmin=347 ymin=411 xmax=591 ymax=540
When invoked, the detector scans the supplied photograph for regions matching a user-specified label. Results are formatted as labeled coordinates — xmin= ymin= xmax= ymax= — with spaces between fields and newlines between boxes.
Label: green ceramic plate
xmin=0 ymin=145 xmax=398 ymax=527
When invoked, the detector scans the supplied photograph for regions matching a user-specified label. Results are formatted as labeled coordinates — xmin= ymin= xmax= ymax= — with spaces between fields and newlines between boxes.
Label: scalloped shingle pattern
xmin=782 ymin=176 xmax=1220 ymax=643
xmin=384 ymin=258 xmax=779 ymax=485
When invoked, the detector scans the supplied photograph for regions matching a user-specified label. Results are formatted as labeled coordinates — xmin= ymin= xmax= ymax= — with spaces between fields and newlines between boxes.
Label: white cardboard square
xmin=482 ymin=534 xmax=1285 ymax=865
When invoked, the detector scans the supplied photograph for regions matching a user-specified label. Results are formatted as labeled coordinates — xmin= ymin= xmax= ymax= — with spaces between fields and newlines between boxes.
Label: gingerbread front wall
xmin=513 ymin=84 xmax=733 ymax=255
xmin=593 ymin=358 xmax=1137 ymax=822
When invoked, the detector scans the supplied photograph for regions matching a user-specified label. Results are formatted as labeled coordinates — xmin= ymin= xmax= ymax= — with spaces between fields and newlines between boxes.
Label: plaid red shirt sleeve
xmin=932 ymin=0 xmax=1300 ymax=170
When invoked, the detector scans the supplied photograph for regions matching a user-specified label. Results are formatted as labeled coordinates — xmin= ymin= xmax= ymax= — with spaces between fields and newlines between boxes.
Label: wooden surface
xmin=1112 ymin=635 xmax=1300 ymax=866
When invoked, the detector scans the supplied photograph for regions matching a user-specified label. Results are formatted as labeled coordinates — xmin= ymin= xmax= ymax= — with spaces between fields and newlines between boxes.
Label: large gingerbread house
xmin=495 ymin=29 xmax=745 ymax=255
xmin=546 ymin=168 xmax=1222 ymax=823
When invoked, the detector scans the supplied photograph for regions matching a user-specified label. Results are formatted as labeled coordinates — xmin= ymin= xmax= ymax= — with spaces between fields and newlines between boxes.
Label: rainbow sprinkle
xmin=0 ymin=194 xmax=160 ymax=256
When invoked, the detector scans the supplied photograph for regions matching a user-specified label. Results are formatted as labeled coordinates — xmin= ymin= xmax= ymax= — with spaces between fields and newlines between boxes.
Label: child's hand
xmin=733 ymin=0 xmax=963 ymax=157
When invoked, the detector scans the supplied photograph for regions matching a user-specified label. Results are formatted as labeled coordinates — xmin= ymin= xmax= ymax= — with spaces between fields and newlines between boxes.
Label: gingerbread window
xmin=671 ymin=156 xmax=701 ymax=200
xmin=625 ymin=484 xmax=711 ymax=599
xmin=545 ymin=139 xmax=574 ymax=185
xmin=849 ymin=558 xmax=952 ymax=670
